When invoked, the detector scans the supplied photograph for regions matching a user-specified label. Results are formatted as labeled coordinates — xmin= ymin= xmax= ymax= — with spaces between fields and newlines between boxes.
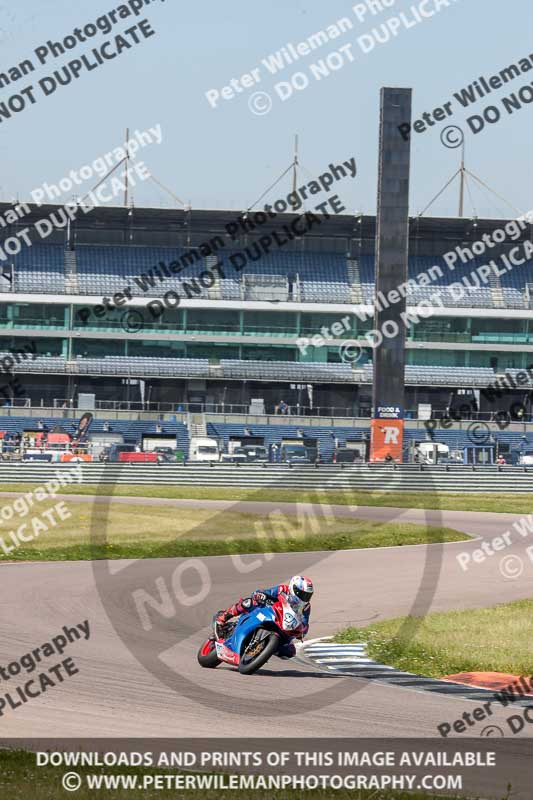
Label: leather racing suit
xmin=216 ymin=583 xmax=310 ymax=658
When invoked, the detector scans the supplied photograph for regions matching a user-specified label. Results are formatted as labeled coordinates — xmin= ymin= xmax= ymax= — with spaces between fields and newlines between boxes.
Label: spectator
xmin=496 ymin=455 xmax=506 ymax=465
xmin=384 ymin=453 xmax=394 ymax=463
xmin=278 ymin=399 xmax=288 ymax=415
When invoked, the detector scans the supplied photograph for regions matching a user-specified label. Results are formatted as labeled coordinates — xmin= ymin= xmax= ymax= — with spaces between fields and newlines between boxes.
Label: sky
xmin=0 ymin=0 xmax=532 ymax=218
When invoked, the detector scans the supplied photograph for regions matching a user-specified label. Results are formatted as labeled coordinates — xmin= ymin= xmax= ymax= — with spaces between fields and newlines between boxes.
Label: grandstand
xmin=1 ymin=202 xmax=533 ymax=461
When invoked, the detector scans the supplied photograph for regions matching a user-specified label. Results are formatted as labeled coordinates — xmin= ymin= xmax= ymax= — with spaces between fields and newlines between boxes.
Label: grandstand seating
xmin=503 ymin=288 xmax=525 ymax=308
xmin=9 ymin=355 xmax=356 ymax=382
xmin=0 ymin=415 xmax=189 ymax=450
xmin=9 ymin=243 xmax=533 ymax=309
xmin=75 ymin=355 xmax=210 ymax=377
xmin=223 ymin=249 xmax=348 ymax=281
xmin=359 ymin=255 xmax=533 ymax=309
xmin=3 ymin=351 xmax=512 ymax=387
xmin=1 ymin=413 xmax=533 ymax=462
xmin=300 ymin=281 xmax=350 ymax=303
xmin=7 ymin=213 xmax=533 ymax=454
xmin=220 ymin=360 xmax=353 ymax=382
xmin=363 ymin=363 xmax=497 ymax=387
xmin=220 ymin=279 xmax=241 ymax=300
xmin=13 ymin=244 xmax=66 ymax=293
xmin=207 ymin=421 xmax=367 ymax=461
xmin=75 ymin=244 xmax=196 ymax=296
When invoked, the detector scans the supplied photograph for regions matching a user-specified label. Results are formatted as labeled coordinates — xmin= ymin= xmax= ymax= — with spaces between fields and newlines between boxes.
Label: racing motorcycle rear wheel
xmin=197 ymin=637 xmax=221 ymax=668
xmin=238 ymin=629 xmax=280 ymax=675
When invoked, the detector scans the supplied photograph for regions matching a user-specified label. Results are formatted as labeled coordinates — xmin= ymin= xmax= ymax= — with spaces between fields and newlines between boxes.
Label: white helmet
xmin=289 ymin=575 xmax=314 ymax=603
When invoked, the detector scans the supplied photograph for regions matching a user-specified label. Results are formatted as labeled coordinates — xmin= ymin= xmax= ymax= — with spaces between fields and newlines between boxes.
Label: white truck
xmin=188 ymin=436 xmax=220 ymax=462
xmin=415 ymin=442 xmax=450 ymax=464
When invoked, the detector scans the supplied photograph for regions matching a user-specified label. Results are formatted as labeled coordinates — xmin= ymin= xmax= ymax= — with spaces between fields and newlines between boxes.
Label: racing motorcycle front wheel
xmin=238 ymin=629 xmax=280 ymax=675
xmin=197 ymin=637 xmax=221 ymax=668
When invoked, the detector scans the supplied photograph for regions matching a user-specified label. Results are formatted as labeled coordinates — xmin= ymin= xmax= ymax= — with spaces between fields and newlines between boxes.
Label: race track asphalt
xmin=0 ymin=497 xmax=532 ymax=754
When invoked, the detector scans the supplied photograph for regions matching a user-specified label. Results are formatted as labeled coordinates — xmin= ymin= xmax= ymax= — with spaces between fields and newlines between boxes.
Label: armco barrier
xmin=0 ymin=463 xmax=532 ymax=492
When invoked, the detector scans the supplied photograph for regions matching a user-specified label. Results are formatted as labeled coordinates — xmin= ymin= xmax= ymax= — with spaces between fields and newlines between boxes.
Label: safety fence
xmin=0 ymin=463 xmax=532 ymax=492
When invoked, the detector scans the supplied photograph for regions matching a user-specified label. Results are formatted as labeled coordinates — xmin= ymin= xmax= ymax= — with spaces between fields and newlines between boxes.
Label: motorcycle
xmin=197 ymin=592 xmax=307 ymax=675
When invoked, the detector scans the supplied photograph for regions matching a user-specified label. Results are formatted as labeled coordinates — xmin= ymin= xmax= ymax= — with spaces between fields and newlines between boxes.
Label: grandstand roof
xmin=0 ymin=202 xmax=528 ymax=246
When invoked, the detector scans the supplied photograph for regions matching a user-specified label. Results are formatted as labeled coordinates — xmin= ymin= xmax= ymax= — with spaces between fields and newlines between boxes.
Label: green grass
xmin=0 ymin=498 xmax=466 ymax=561
xmin=335 ymin=599 xmax=533 ymax=678
xmin=0 ymin=749 xmax=475 ymax=800
xmin=0 ymin=483 xmax=531 ymax=513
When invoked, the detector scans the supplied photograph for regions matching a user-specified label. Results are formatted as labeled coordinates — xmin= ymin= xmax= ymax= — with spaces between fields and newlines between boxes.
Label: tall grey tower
xmin=370 ymin=87 xmax=412 ymax=462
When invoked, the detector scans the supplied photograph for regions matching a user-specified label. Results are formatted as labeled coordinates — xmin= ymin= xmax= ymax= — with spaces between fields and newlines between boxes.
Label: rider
xmin=215 ymin=575 xmax=314 ymax=658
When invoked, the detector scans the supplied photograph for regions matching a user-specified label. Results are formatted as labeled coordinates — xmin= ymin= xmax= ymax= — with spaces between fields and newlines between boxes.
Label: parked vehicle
xmin=332 ymin=448 xmax=363 ymax=464
xmin=189 ymin=436 xmax=220 ymax=462
xmin=520 ymin=449 xmax=533 ymax=466
xmin=153 ymin=447 xmax=179 ymax=463
xmin=280 ymin=444 xmax=310 ymax=464
xmin=243 ymin=445 xmax=268 ymax=462
xmin=107 ymin=443 xmax=136 ymax=462
xmin=118 ymin=452 xmax=158 ymax=463
xmin=414 ymin=442 xmax=450 ymax=465
xmin=220 ymin=447 xmax=248 ymax=463
xmin=90 ymin=432 xmax=124 ymax=460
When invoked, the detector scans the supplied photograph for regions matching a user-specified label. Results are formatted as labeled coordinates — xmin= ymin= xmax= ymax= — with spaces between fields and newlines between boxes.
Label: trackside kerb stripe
xmin=302 ymin=641 xmax=533 ymax=706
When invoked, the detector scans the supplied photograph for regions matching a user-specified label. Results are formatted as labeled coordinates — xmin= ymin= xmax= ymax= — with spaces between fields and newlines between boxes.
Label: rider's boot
xmin=215 ymin=602 xmax=242 ymax=639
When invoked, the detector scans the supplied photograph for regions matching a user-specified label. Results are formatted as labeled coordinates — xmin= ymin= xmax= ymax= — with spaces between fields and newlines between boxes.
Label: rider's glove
xmin=252 ymin=591 xmax=268 ymax=606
